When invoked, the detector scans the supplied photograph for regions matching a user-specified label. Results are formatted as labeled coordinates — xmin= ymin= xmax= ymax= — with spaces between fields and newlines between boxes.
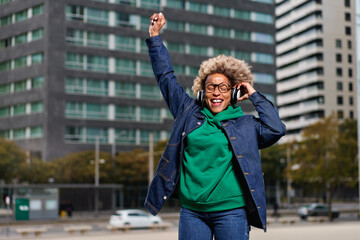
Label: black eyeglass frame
xmin=204 ymin=82 xmax=232 ymax=93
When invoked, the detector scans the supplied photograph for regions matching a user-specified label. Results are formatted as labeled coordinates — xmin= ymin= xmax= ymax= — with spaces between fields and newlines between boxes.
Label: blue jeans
xmin=179 ymin=207 xmax=250 ymax=240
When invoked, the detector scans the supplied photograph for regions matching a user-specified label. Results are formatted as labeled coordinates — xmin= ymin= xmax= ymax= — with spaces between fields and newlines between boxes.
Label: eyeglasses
xmin=205 ymin=83 xmax=231 ymax=93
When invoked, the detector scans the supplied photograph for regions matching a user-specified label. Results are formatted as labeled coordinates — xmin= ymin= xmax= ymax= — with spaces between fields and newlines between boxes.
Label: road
xmin=0 ymin=220 xmax=359 ymax=240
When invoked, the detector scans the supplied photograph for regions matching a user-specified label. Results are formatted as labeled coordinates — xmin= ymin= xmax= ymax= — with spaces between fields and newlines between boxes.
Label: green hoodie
xmin=179 ymin=106 xmax=246 ymax=212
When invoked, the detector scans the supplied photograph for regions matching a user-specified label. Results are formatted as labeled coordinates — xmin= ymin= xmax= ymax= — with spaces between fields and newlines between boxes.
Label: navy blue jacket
xmin=144 ymin=35 xmax=286 ymax=231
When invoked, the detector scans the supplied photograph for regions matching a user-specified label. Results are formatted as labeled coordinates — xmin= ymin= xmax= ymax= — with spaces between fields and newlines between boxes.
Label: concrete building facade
xmin=275 ymin=0 xmax=357 ymax=141
xmin=0 ymin=0 xmax=276 ymax=160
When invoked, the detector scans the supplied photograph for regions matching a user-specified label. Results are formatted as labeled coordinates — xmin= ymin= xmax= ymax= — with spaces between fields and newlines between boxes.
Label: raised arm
xmin=147 ymin=13 xmax=195 ymax=118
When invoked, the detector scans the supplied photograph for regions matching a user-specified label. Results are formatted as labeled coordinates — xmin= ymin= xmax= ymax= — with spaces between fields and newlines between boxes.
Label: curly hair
xmin=192 ymin=55 xmax=253 ymax=96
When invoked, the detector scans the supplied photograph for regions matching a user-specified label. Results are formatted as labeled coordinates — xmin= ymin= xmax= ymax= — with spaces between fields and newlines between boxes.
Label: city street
xmin=0 ymin=220 xmax=359 ymax=240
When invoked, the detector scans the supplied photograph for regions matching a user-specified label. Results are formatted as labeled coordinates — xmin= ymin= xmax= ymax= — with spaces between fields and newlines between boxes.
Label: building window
xmin=234 ymin=30 xmax=251 ymax=41
xmin=345 ymin=0 xmax=350 ymax=7
xmin=115 ymin=35 xmax=136 ymax=52
xmin=65 ymin=77 xmax=84 ymax=94
xmin=166 ymin=0 xmax=185 ymax=9
xmin=345 ymin=12 xmax=351 ymax=21
xmin=336 ymin=54 xmax=342 ymax=62
xmin=140 ymin=0 xmax=160 ymax=10
xmin=234 ymin=51 xmax=251 ymax=62
xmin=114 ymin=129 xmax=136 ymax=144
xmin=348 ymin=54 xmax=352 ymax=63
xmin=116 ymin=13 xmax=137 ymax=28
xmin=14 ymin=56 xmax=28 ymax=69
xmin=115 ymin=105 xmax=136 ymax=121
xmin=87 ymin=55 xmax=108 ymax=72
xmin=254 ymin=52 xmax=274 ymax=64
xmin=13 ymin=128 xmax=26 ymax=140
xmin=86 ymin=8 xmax=109 ymax=25
xmin=335 ymin=39 xmax=342 ymax=48
xmin=253 ymin=12 xmax=273 ymax=24
xmin=32 ymin=28 xmax=44 ymax=41
xmin=336 ymin=82 xmax=343 ymax=91
xmin=33 ymin=4 xmax=45 ymax=16
xmin=336 ymin=68 xmax=342 ymax=77
xmin=140 ymin=107 xmax=161 ymax=122
xmin=31 ymin=52 xmax=44 ymax=64
xmin=173 ymin=64 xmax=186 ymax=75
xmin=15 ymin=33 xmax=27 ymax=45
xmin=31 ymin=102 xmax=43 ymax=113
xmin=188 ymin=1 xmax=208 ymax=14
xmin=86 ymin=103 xmax=108 ymax=119
xmin=189 ymin=23 xmax=208 ymax=35
xmin=348 ymin=68 xmax=353 ymax=77
xmin=189 ymin=45 xmax=208 ymax=56
xmin=349 ymin=96 xmax=354 ymax=106
xmin=337 ymin=110 xmax=344 ymax=119
xmin=350 ymin=111 xmax=354 ymax=119
xmin=13 ymin=104 xmax=26 ymax=116
xmin=253 ymin=32 xmax=273 ymax=44
xmin=166 ymin=42 xmax=186 ymax=53
xmin=213 ymin=27 xmax=231 ymax=38
xmin=167 ymin=20 xmax=186 ymax=31
xmin=15 ymin=9 xmax=28 ymax=22
xmin=87 ymin=79 xmax=108 ymax=95
xmin=85 ymin=127 xmax=108 ymax=143
xmin=115 ymin=82 xmax=136 ymax=98
xmin=347 ymin=40 xmax=352 ymax=49
xmin=66 ymin=5 xmax=84 ymax=21
xmin=345 ymin=26 xmax=351 ymax=35
xmin=253 ymin=73 xmax=274 ymax=84
xmin=0 ymin=37 xmax=11 ymax=49
xmin=65 ymin=126 xmax=83 ymax=142
xmin=0 ymin=84 xmax=11 ymax=95
xmin=30 ymin=126 xmax=43 ymax=138
xmin=0 ymin=106 xmax=10 ymax=118
xmin=140 ymin=84 xmax=161 ymax=100
xmin=66 ymin=29 xmax=84 ymax=45
xmin=349 ymin=82 xmax=353 ymax=91
xmin=14 ymin=81 xmax=27 ymax=92
xmin=66 ymin=102 xmax=83 ymax=118
xmin=139 ymin=61 xmax=154 ymax=77
xmin=87 ymin=32 xmax=108 ymax=48
xmin=337 ymin=96 xmax=343 ymax=105
xmin=115 ymin=59 xmax=136 ymax=75
xmin=234 ymin=9 xmax=251 ymax=20
xmin=213 ymin=6 xmax=231 ymax=17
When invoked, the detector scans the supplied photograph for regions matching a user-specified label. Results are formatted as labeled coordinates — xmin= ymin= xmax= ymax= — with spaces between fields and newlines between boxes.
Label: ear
xmin=196 ymin=90 xmax=204 ymax=107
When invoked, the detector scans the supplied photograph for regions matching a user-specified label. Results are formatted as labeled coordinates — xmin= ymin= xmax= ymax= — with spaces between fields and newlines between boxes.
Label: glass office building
xmin=0 ymin=0 xmax=276 ymax=160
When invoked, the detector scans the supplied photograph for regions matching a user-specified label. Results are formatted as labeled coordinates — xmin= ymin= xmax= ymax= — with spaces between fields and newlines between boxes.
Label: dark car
xmin=297 ymin=203 xmax=340 ymax=219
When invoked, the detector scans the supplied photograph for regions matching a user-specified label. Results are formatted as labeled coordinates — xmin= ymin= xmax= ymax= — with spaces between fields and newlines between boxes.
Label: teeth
xmin=211 ymin=99 xmax=222 ymax=103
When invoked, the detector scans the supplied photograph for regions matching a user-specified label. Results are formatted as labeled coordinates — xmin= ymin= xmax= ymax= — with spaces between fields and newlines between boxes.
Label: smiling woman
xmin=142 ymin=12 xmax=286 ymax=240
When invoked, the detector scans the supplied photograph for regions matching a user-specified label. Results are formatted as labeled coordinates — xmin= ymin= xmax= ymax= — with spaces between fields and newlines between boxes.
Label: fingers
xmin=150 ymin=12 xmax=164 ymax=26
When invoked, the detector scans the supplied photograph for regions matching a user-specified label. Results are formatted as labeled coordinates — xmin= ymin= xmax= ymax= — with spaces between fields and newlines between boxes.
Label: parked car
xmin=296 ymin=203 xmax=339 ymax=220
xmin=109 ymin=209 xmax=163 ymax=228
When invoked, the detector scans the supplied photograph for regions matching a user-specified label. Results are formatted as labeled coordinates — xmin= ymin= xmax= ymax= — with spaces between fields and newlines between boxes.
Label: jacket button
xmin=251 ymin=189 xmax=255 ymax=192
xmin=244 ymin=172 xmax=249 ymax=175
xmin=258 ymin=206 xmax=261 ymax=209
xmin=197 ymin=122 xmax=201 ymax=125
xmin=182 ymin=132 xmax=185 ymax=136
xmin=163 ymin=196 xmax=167 ymax=200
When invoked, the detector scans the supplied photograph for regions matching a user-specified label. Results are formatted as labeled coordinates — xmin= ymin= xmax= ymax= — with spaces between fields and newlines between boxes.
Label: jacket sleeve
xmin=146 ymin=35 xmax=194 ymax=119
xmin=249 ymin=92 xmax=286 ymax=148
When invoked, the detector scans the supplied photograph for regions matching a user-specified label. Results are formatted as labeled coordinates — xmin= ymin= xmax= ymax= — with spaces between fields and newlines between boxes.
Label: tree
xmin=0 ymin=138 xmax=26 ymax=183
xmin=51 ymin=150 xmax=113 ymax=183
xmin=288 ymin=115 xmax=358 ymax=220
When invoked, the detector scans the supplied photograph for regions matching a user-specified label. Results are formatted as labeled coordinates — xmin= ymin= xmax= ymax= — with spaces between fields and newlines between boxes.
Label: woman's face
xmin=204 ymin=73 xmax=232 ymax=115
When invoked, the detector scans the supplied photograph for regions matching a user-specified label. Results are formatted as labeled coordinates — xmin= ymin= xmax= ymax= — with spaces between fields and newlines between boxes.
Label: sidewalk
xmin=1 ymin=221 xmax=359 ymax=240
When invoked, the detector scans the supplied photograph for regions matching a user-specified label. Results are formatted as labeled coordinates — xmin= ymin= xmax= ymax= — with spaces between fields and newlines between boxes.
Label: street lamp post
xmin=93 ymin=137 xmax=105 ymax=217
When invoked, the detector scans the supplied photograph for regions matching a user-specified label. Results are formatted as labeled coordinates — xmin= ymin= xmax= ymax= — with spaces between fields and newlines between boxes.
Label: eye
xmin=219 ymin=83 xmax=230 ymax=92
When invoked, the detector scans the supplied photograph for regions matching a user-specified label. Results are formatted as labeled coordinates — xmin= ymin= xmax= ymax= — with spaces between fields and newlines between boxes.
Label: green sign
xmin=15 ymin=198 xmax=29 ymax=221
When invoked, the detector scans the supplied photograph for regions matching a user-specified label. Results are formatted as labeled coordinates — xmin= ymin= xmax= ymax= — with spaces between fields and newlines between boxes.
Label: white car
xmin=109 ymin=209 xmax=163 ymax=228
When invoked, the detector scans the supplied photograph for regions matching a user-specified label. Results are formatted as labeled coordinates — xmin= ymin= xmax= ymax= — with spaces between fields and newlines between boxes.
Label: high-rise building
xmin=0 ymin=0 xmax=276 ymax=160
xmin=275 ymin=0 xmax=356 ymax=142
